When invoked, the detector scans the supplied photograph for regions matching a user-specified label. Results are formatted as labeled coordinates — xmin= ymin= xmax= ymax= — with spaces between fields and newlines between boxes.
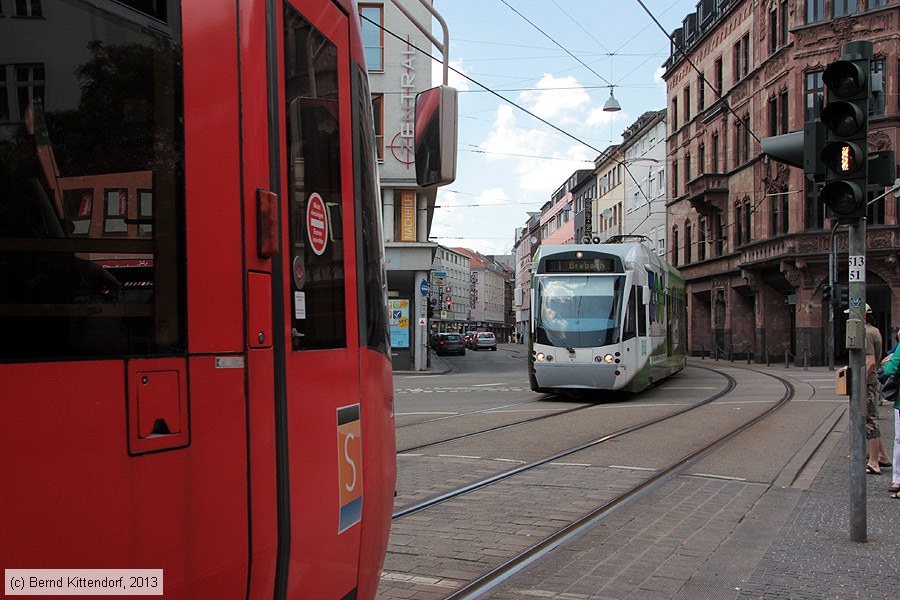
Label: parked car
xmin=472 ymin=331 xmax=497 ymax=351
xmin=435 ymin=333 xmax=466 ymax=356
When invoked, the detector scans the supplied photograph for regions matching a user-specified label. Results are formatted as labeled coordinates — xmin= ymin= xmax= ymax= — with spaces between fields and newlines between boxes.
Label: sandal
xmin=889 ymin=485 xmax=900 ymax=493
xmin=866 ymin=465 xmax=882 ymax=475
xmin=891 ymin=492 xmax=900 ymax=500
xmin=880 ymin=461 xmax=893 ymax=468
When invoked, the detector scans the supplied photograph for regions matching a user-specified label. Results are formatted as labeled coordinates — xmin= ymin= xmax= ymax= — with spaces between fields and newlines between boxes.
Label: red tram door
xmin=242 ymin=1 xmax=364 ymax=598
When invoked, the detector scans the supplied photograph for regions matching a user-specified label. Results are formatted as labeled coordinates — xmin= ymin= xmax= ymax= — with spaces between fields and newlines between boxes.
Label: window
xmin=744 ymin=199 xmax=752 ymax=243
xmin=699 ymin=143 xmax=706 ymax=175
xmin=14 ymin=64 xmax=44 ymax=121
xmin=0 ymin=68 xmax=8 ymax=120
xmin=698 ymin=219 xmax=706 ymax=261
xmin=284 ymin=4 xmax=346 ymax=350
xmin=0 ymin=0 xmax=184 ymax=361
xmin=371 ymin=93 xmax=384 ymax=161
xmin=735 ymin=203 xmax=743 ymax=246
xmin=868 ymin=0 xmax=887 ymax=7
xmin=671 ymin=226 xmax=679 ymax=267
xmin=870 ymin=58 xmax=885 ymax=117
xmin=834 ymin=0 xmax=857 ymax=17
xmin=805 ymin=70 xmax=824 ymax=121
xmin=779 ymin=89 xmax=788 ymax=134
xmin=733 ymin=34 xmax=749 ymax=82
xmin=771 ymin=187 xmax=789 ymax=235
xmin=697 ymin=74 xmax=705 ymax=111
xmin=770 ymin=8 xmax=778 ymax=54
xmin=742 ymin=34 xmax=750 ymax=78
xmin=733 ymin=40 xmax=741 ymax=84
xmin=807 ymin=0 xmax=824 ymax=23
xmin=768 ymin=97 xmax=778 ymax=137
xmin=684 ymin=86 xmax=691 ymax=123
xmin=685 ymin=152 xmax=691 ymax=184
xmin=685 ymin=221 xmax=692 ymax=264
xmin=13 ymin=0 xmax=42 ymax=17
xmin=62 ymin=189 xmax=93 ymax=236
xmin=867 ymin=185 xmax=886 ymax=225
xmin=733 ymin=120 xmax=741 ymax=167
xmin=104 ymin=189 xmax=128 ymax=234
xmin=780 ymin=0 xmax=789 ymax=46
xmin=672 ymin=97 xmax=679 ymax=130
xmin=742 ymin=115 xmax=751 ymax=164
xmin=358 ymin=4 xmax=383 ymax=71
xmin=712 ymin=132 xmax=719 ymax=172
xmin=805 ymin=181 xmax=825 ymax=230
xmin=714 ymin=58 xmax=723 ymax=96
xmin=672 ymin=160 xmax=679 ymax=198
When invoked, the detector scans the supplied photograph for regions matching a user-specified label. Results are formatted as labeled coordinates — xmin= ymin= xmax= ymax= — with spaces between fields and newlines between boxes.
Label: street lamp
xmin=603 ymin=87 xmax=621 ymax=112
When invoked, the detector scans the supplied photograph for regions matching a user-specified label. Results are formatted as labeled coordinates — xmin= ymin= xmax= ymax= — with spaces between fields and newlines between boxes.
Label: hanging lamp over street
xmin=603 ymin=87 xmax=621 ymax=112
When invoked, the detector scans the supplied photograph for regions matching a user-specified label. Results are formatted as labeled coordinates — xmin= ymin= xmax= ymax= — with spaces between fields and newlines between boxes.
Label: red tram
xmin=0 ymin=0 xmax=453 ymax=598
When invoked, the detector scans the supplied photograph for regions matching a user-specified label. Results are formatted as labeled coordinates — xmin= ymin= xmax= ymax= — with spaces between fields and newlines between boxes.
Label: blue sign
xmin=419 ymin=279 xmax=430 ymax=296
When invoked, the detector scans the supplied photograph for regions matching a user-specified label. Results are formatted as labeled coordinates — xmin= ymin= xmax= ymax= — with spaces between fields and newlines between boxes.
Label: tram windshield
xmin=535 ymin=275 xmax=624 ymax=349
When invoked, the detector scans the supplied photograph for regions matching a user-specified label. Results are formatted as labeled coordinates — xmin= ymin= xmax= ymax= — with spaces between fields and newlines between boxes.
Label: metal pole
xmin=828 ymin=222 xmax=839 ymax=371
xmin=848 ymin=218 xmax=867 ymax=542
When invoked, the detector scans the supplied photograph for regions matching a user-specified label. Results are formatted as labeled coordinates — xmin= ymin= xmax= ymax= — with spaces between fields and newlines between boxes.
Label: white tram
xmin=528 ymin=241 xmax=687 ymax=394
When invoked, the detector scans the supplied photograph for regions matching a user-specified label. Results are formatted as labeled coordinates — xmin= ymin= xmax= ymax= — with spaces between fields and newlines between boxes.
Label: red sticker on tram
xmin=307 ymin=193 xmax=328 ymax=256
xmin=337 ymin=404 xmax=363 ymax=533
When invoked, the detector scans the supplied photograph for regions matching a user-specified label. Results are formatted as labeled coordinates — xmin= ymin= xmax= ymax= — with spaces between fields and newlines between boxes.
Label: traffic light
xmin=760 ymin=120 xmax=825 ymax=179
xmin=819 ymin=41 xmax=872 ymax=221
xmin=822 ymin=284 xmax=832 ymax=303
xmin=834 ymin=284 xmax=849 ymax=310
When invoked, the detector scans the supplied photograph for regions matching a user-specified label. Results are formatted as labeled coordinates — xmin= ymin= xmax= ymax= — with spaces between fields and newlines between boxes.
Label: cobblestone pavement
xmin=484 ymin=403 xmax=900 ymax=600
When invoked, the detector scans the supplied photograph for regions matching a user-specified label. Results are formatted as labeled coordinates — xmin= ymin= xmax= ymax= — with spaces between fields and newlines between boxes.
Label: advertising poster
xmin=389 ymin=299 xmax=410 ymax=348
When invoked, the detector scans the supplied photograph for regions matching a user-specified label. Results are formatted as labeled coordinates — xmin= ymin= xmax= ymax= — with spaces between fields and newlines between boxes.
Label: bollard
xmin=784 ymin=349 xmax=789 ymax=369
xmin=804 ymin=349 xmax=809 ymax=370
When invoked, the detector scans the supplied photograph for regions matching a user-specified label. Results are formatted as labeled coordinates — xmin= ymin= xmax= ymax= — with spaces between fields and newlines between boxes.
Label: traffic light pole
xmin=847 ymin=219 xmax=867 ymax=542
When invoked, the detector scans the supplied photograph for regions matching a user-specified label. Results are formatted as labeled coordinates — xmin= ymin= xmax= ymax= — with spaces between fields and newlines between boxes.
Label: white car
xmin=472 ymin=332 xmax=497 ymax=351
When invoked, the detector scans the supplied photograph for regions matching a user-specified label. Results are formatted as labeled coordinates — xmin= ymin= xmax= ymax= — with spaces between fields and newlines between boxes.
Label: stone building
xmin=663 ymin=0 xmax=899 ymax=364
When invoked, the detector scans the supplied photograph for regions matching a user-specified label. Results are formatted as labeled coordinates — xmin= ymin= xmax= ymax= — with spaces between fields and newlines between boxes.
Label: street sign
xmin=306 ymin=192 xmax=328 ymax=255
xmin=419 ymin=279 xmax=430 ymax=296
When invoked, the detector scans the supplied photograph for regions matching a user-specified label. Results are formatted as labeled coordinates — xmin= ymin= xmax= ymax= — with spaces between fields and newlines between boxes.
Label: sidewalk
xmin=393 ymin=343 xmax=526 ymax=376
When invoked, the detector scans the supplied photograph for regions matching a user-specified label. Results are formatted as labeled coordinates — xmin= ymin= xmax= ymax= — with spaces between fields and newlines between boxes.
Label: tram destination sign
xmin=545 ymin=258 xmax=616 ymax=273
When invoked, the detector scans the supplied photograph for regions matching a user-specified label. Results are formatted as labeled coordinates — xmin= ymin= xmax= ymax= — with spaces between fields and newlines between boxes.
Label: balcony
xmin=684 ymin=172 xmax=728 ymax=214
xmin=738 ymin=227 xmax=900 ymax=268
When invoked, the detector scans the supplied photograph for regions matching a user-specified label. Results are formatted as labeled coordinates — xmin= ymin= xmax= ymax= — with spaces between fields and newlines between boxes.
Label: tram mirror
xmin=414 ymin=85 xmax=457 ymax=187
xmin=326 ymin=202 xmax=343 ymax=241
xmin=642 ymin=285 xmax=651 ymax=305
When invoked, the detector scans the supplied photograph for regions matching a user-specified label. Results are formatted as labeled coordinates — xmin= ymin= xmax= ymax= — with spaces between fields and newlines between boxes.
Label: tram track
xmin=397 ymin=402 xmax=596 ymax=453
xmin=380 ymin=365 xmax=799 ymax=600
xmin=443 ymin=367 xmax=796 ymax=600
xmin=392 ymin=365 xmax=738 ymax=519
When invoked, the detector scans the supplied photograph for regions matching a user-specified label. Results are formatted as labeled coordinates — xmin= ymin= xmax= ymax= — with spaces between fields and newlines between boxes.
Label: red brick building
xmin=663 ymin=0 xmax=899 ymax=364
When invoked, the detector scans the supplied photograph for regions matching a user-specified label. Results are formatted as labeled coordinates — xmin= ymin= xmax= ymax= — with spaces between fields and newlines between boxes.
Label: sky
xmin=426 ymin=0 xmax=700 ymax=256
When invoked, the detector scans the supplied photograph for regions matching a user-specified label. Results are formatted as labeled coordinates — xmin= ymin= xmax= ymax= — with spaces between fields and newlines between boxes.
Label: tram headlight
xmin=536 ymin=353 xmax=546 ymax=362
xmin=603 ymin=354 xmax=615 ymax=364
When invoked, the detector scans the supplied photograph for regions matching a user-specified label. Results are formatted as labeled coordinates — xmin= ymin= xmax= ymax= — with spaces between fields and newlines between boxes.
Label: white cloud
xmin=520 ymin=74 xmax=590 ymax=122
xmin=432 ymin=58 xmax=471 ymax=91
xmin=587 ymin=106 xmax=631 ymax=129
xmin=654 ymin=66 xmax=667 ymax=91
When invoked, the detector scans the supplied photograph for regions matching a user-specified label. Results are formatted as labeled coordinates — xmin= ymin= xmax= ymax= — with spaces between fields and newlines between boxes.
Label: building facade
xmin=454 ymin=248 xmax=512 ymax=339
xmin=360 ymin=1 xmax=437 ymax=370
xmin=621 ymin=110 xmax=669 ymax=254
xmin=429 ymin=245 xmax=471 ymax=332
xmin=663 ymin=0 xmax=899 ymax=364
xmin=513 ymin=212 xmax=542 ymax=344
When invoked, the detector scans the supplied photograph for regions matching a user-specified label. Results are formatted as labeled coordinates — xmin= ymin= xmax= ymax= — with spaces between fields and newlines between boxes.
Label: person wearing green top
xmin=883 ymin=332 xmax=900 ymax=496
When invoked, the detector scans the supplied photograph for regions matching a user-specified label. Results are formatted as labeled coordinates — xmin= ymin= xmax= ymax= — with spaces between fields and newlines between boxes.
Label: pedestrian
xmin=860 ymin=304 xmax=891 ymax=474
xmin=882 ymin=330 xmax=900 ymax=494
